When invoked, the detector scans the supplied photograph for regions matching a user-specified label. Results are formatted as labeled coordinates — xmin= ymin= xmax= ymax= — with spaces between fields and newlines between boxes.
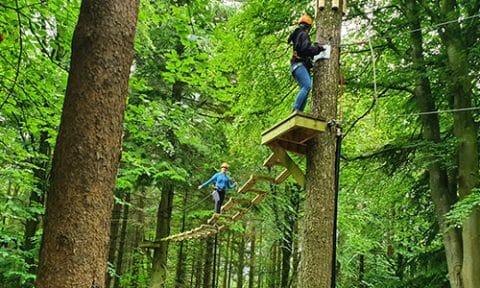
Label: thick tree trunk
xmin=113 ymin=192 xmax=131 ymax=288
xmin=150 ymin=183 xmax=174 ymax=288
xmin=405 ymin=1 xmax=464 ymax=287
xmin=35 ymin=1 xmax=138 ymax=287
xmin=301 ymin=2 xmax=342 ymax=288
xmin=439 ymin=1 xmax=480 ymax=287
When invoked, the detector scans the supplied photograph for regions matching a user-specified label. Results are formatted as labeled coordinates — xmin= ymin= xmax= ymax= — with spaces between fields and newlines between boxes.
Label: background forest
xmin=1 ymin=0 xmax=479 ymax=287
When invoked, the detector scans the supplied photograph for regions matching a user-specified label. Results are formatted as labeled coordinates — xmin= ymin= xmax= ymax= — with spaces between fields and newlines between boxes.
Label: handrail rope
xmin=338 ymin=13 xmax=480 ymax=48
xmin=346 ymin=106 xmax=480 ymax=123
xmin=180 ymin=192 xmax=212 ymax=213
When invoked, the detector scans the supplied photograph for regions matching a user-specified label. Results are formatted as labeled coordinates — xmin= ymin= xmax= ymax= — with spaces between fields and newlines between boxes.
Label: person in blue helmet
xmin=198 ymin=162 xmax=237 ymax=214
xmin=288 ymin=14 xmax=325 ymax=112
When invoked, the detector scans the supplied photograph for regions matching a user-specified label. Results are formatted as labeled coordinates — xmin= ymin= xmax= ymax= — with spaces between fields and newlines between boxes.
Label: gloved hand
xmin=314 ymin=43 xmax=326 ymax=52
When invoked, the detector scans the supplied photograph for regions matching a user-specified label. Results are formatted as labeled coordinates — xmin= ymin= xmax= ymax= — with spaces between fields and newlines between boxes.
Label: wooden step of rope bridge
xmin=140 ymin=112 xmax=326 ymax=244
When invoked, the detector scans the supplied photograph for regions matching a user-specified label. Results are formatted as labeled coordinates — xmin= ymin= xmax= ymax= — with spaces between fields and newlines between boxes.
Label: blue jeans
xmin=291 ymin=63 xmax=311 ymax=112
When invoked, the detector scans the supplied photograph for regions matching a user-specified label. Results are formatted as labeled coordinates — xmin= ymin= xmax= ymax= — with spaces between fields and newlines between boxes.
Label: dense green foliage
xmin=1 ymin=0 xmax=479 ymax=287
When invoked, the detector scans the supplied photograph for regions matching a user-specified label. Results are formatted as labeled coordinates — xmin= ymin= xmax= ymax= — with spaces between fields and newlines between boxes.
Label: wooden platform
xmin=261 ymin=111 xmax=326 ymax=154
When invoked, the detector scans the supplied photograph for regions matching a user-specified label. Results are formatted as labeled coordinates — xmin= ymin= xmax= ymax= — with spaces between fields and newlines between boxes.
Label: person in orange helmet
xmin=198 ymin=162 xmax=237 ymax=214
xmin=287 ymin=14 xmax=325 ymax=112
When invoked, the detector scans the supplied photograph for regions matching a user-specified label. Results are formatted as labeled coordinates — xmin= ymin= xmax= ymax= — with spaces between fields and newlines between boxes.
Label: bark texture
xmin=36 ymin=1 xmax=139 ymax=287
xmin=300 ymin=2 xmax=342 ymax=287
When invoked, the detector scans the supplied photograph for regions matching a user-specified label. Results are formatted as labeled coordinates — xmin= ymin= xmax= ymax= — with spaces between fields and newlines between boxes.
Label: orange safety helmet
xmin=221 ymin=162 xmax=230 ymax=169
xmin=298 ymin=14 xmax=313 ymax=25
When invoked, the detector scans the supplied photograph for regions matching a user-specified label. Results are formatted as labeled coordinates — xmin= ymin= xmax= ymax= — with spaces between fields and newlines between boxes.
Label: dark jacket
xmin=288 ymin=24 xmax=324 ymax=70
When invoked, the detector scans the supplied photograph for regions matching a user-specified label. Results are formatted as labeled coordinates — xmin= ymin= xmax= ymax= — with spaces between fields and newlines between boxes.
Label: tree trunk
xmin=269 ymin=241 xmax=278 ymax=287
xmin=106 ymin=190 xmax=124 ymax=288
xmin=439 ymin=1 xmax=480 ymax=287
xmin=203 ymin=237 xmax=214 ymax=288
xmin=150 ymin=182 xmax=174 ymax=288
xmin=301 ymin=2 xmax=342 ymax=287
xmin=195 ymin=245 xmax=203 ymax=288
xmin=216 ymin=235 xmax=222 ymax=287
xmin=23 ymin=130 xmax=50 ymax=279
xmin=405 ymin=1 xmax=464 ymax=287
xmin=288 ymin=185 xmax=302 ymax=288
xmin=281 ymin=186 xmax=296 ymax=288
xmin=237 ymin=231 xmax=246 ymax=288
xmin=257 ymin=226 xmax=263 ymax=288
xmin=113 ymin=192 xmax=131 ymax=288
xmin=35 ymin=0 xmax=139 ymax=287
xmin=359 ymin=254 xmax=365 ymax=288
xmin=132 ymin=184 xmax=146 ymax=288
xmin=248 ymin=225 xmax=256 ymax=288
xmin=175 ymin=190 xmax=189 ymax=288
xmin=223 ymin=231 xmax=232 ymax=288
xmin=227 ymin=246 xmax=233 ymax=288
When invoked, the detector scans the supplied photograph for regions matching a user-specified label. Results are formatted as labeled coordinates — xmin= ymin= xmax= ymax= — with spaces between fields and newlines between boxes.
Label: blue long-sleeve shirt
xmin=200 ymin=172 xmax=236 ymax=190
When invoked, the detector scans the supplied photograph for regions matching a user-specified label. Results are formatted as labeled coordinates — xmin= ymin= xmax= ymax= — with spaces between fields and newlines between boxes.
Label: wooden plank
xmin=275 ymin=169 xmax=291 ymax=184
xmin=251 ymin=193 xmax=267 ymax=204
xmin=268 ymin=139 xmax=306 ymax=155
xmin=285 ymin=159 xmax=305 ymax=188
xmin=261 ymin=112 xmax=326 ymax=146
xmin=252 ymin=175 xmax=276 ymax=183
xmin=269 ymin=144 xmax=305 ymax=187
xmin=238 ymin=176 xmax=256 ymax=193
xmin=263 ymin=153 xmax=285 ymax=168
xmin=207 ymin=213 xmax=231 ymax=225
xmin=279 ymin=127 xmax=320 ymax=144
xmin=232 ymin=212 xmax=246 ymax=221
xmin=199 ymin=224 xmax=218 ymax=232
xmin=222 ymin=198 xmax=235 ymax=210
xmin=139 ymin=241 xmax=162 ymax=248
xmin=217 ymin=225 xmax=228 ymax=232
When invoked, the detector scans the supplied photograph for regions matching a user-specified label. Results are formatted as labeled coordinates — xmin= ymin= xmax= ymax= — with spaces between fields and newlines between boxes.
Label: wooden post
xmin=299 ymin=0 xmax=343 ymax=287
